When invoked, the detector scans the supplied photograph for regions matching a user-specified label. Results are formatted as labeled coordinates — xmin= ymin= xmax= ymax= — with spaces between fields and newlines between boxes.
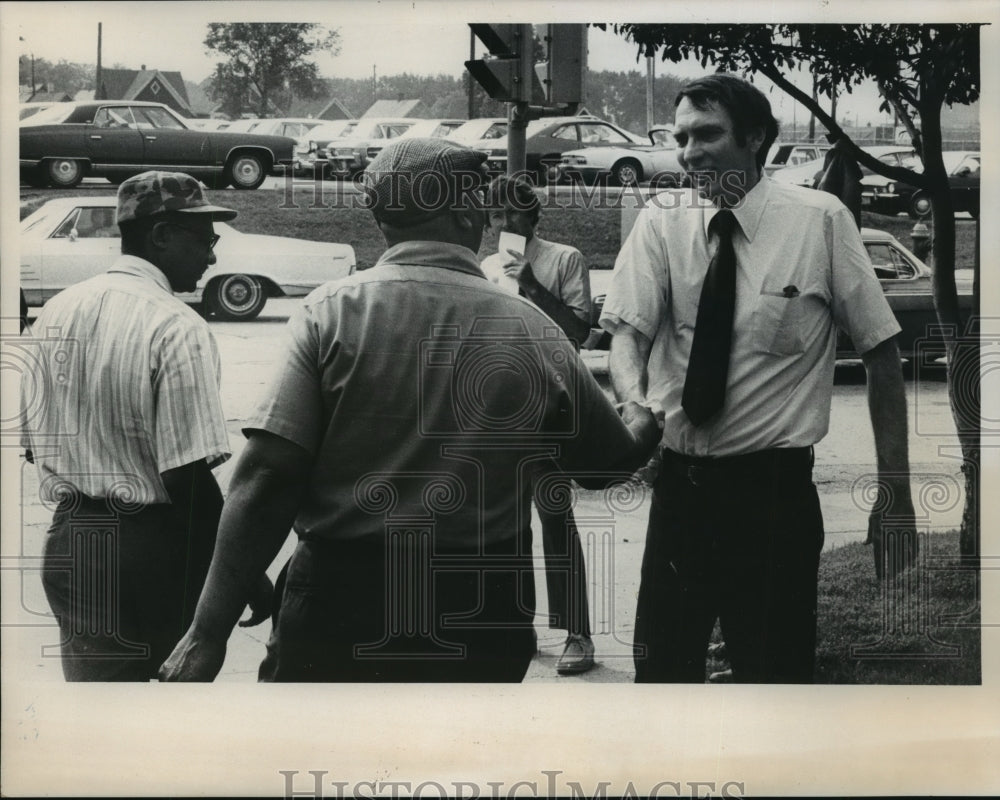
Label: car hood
xmin=227 ymin=231 xmax=354 ymax=259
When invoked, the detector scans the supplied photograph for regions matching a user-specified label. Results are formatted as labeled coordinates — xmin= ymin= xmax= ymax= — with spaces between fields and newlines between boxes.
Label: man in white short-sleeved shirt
xmin=22 ymin=171 xmax=269 ymax=680
xmin=600 ymin=74 xmax=917 ymax=683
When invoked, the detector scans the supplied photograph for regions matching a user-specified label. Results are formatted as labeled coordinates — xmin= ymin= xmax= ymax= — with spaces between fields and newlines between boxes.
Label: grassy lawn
xmin=20 ymin=182 xmax=978 ymax=272
xmin=705 ymin=532 xmax=981 ymax=684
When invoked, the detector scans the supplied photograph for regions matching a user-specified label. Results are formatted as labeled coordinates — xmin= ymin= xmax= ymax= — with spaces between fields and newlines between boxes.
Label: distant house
xmin=19 ymin=84 xmax=74 ymax=103
xmin=95 ymin=67 xmax=194 ymax=116
xmin=286 ymin=96 xmax=355 ymax=121
xmin=362 ymin=99 xmax=431 ymax=118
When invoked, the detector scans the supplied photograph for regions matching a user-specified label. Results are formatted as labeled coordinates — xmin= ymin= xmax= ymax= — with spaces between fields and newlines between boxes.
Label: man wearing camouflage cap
xmin=23 ymin=171 xmax=270 ymax=680
xmin=160 ymin=139 xmax=660 ymax=682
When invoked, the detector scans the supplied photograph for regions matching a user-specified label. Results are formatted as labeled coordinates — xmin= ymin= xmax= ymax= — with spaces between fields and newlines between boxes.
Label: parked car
xmin=583 ymin=226 xmax=973 ymax=358
xmin=481 ymin=116 xmax=645 ymax=181
xmin=293 ymin=119 xmax=356 ymax=177
xmin=863 ymin=150 xmax=980 ymax=219
xmin=361 ymin=118 xmax=465 ymax=164
xmin=763 ymin=142 xmax=832 ymax=175
xmin=20 ymin=197 xmax=356 ymax=320
xmin=19 ymin=101 xmax=297 ymax=190
xmin=187 ymin=118 xmax=232 ymax=132
xmin=324 ymin=118 xmax=419 ymax=178
xmin=447 ymin=117 xmax=508 ymax=146
xmin=242 ymin=117 xmax=327 ymax=140
xmin=19 ymin=102 xmax=61 ymax=121
xmin=773 ymin=144 xmax=918 ymax=190
xmin=557 ymin=125 xmax=683 ymax=186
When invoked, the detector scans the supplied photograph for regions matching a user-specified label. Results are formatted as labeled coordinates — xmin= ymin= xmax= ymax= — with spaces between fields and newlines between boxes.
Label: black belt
xmin=658 ymin=446 xmax=814 ymax=488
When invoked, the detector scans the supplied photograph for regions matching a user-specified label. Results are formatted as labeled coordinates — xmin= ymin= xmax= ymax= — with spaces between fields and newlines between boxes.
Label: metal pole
xmin=506 ymin=25 xmax=533 ymax=178
xmin=508 ymin=102 xmax=529 ymax=177
xmin=468 ymin=29 xmax=475 ymax=119
xmin=645 ymin=56 xmax=654 ymax=131
xmin=96 ymin=23 xmax=102 ymax=99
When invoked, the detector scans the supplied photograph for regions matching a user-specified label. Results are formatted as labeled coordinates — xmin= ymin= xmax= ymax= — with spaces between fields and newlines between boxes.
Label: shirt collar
xmin=107 ymin=255 xmax=174 ymax=294
xmin=376 ymin=240 xmax=486 ymax=279
xmin=702 ymin=174 xmax=771 ymax=243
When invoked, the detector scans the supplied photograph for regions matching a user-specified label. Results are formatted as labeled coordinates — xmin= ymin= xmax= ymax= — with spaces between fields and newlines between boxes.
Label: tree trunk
xmin=929 ymin=182 xmax=979 ymax=566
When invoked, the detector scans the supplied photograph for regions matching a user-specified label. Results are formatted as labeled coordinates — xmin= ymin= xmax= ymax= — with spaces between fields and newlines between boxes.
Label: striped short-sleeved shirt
xmin=21 ymin=256 xmax=231 ymax=505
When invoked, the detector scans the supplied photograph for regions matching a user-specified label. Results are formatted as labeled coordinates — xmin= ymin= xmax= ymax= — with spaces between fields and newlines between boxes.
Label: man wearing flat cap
xmin=22 ymin=171 xmax=269 ymax=680
xmin=160 ymin=138 xmax=660 ymax=682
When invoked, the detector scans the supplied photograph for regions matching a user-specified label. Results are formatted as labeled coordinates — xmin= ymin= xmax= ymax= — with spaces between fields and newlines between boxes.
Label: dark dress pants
xmin=41 ymin=494 xmax=216 ymax=681
xmin=259 ymin=533 xmax=537 ymax=682
xmin=538 ymin=501 xmax=592 ymax=638
xmin=633 ymin=448 xmax=824 ymax=683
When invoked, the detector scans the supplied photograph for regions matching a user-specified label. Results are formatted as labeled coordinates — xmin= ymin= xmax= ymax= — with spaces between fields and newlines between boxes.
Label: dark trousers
xmin=538 ymin=504 xmax=591 ymax=637
xmin=259 ymin=533 xmax=537 ymax=682
xmin=633 ymin=447 xmax=824 ymax=684
xmin=41 ymin=495 xmax=216 ymax=681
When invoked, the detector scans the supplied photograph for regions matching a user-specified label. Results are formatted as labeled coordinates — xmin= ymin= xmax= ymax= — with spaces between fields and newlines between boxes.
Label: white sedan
xmin=557 ymin=126 xmax=683 ymax=186
xmin=20 ymin=197 xmax=356 ymax=320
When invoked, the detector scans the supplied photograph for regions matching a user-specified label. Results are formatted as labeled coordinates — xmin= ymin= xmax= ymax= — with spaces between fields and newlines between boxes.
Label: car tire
xmin=226 ymin=153 xmax=267 ymax=190
xmin=206 ymin=275 xmax=267 ymax=320
xmin=908 ymin=190 xmax=932 ymax=219
xmin=612 ymin=159 xmax=642 ymax=186
xmin=46 ymin=159 xmax=85 ymax=188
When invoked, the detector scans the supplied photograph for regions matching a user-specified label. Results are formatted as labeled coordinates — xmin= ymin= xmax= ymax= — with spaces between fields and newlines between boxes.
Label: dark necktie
xmin=682 ymin=208 xmax=738 ymax=426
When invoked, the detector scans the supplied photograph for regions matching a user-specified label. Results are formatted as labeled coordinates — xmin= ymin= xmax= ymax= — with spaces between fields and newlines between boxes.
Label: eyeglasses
xmin=165 ymin=223 xmax=220 ymax=251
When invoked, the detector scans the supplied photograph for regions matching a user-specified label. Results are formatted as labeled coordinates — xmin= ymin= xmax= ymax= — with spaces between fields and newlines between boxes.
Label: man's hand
xmin=501 ymin=250 xmax=538 ymax=289
xmin=618 ymin=401 xmax=661 ymax=461
xmin=867 ymin=482 xmax=919 ymax=580
xmin=158 ymin=630 xmax=226 ymax=682
xmin=238 ymin=573 xmax=274 ymax=628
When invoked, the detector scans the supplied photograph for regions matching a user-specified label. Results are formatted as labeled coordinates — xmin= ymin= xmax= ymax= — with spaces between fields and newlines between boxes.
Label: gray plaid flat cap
xmin=362 ymin=137 xmax=490 ymax=227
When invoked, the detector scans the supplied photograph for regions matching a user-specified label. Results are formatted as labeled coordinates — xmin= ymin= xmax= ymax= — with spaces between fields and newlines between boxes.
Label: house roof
xmin=97 ymin=68 xmax=192 ymax=114
xmin=362 ymin=99 xmax=430 ymax=118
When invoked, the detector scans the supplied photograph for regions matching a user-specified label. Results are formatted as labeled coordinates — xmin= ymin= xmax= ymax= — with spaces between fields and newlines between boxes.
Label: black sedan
xmin=19 ymin=101 xmax=296 ymax=190
xmin=862 ymin=151 xmax=980 ymax=219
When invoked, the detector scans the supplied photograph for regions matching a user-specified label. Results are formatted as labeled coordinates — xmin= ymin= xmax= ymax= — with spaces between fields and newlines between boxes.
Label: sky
xmin=5 ymin=0 xmax=911 ymax=127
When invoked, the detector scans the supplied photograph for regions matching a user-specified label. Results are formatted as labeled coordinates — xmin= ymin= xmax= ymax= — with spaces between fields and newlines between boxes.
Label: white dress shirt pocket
xmin=752 ymin=286 xmax=809 ymax=356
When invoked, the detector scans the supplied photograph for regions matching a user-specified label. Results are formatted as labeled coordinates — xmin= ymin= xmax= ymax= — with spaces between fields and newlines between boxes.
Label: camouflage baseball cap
xmin=362 ymin=137 xmax=490 ymax=227
xmin=116 ymin=170 xmax=237 ymax=224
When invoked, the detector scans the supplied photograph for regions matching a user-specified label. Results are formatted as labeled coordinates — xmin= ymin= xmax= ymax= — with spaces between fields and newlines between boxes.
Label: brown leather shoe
xmin=556 ymin=634 xmax=595 ymax=675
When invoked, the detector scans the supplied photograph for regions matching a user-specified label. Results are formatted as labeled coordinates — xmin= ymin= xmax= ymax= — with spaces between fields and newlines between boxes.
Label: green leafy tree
xmin=204 ymin=23 xmax=340 ymax=117
xmin=612 ymin=23 xmax=981 ymax=561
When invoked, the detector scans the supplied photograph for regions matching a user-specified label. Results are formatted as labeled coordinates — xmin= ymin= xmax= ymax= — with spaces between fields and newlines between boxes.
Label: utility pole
xmin=645 ymin=55 xmax=654 ymax=131
xmin=372 ymin=64 xmax=377 ymax=106
xmin=468 ymin=28 xmax=475 ymax=119
xmin=96 ymin=23 xmax=102 ymax=99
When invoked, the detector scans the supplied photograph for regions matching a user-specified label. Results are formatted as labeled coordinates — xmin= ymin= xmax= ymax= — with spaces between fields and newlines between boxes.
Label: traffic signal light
xmin=466 ymin=24 xmax=544 ymax=104
xmin=534 ymin=24 xmax=587 ymax=104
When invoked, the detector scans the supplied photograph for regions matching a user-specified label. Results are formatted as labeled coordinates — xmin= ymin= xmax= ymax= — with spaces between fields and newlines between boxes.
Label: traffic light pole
xmin=507 ymin=102 xmax=529 ymax=177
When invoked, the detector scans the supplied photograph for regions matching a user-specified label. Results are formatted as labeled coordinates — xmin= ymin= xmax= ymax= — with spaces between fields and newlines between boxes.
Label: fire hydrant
xmin=911 ymin=221 xmax=932 ymax=263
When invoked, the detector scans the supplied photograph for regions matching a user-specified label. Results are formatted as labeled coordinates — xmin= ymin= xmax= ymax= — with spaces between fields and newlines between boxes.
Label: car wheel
xmin=612 ymin=159 xmax=642 ymax=186
xmin=46 ymin=159 xmax=84 ymax=188
xmin=226 ymin=153 xmax=267 ymax=190
xmin=908 ymin=191 xmax=932 ymax=219
xmin=206 ymin=275 xmax=266 ymax=320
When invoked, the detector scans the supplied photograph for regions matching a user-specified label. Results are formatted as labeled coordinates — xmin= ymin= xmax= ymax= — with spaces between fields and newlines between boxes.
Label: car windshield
xmin=19 ymin=103 xmax=76 ymax=126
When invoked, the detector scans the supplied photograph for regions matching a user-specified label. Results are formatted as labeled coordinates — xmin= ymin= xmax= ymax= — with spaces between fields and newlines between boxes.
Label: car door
xmin=131 ymin=104 xmax=208 ymax=169
xmin=867 ymin=241 xmax=933 ymax=356
xmin=86 ymin=105 xmax=145 ymax=169
xmin=37 ymin=206 xmax=120 ymax=301
xmin=949 ymin=155 xmax=980 ymax=214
